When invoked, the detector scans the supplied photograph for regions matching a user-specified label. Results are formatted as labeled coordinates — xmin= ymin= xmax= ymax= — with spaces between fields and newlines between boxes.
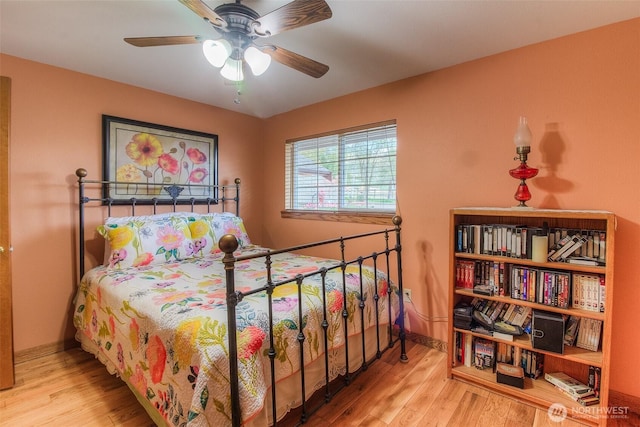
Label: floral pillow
xmin=99 ymin=214 xmax=194 ymax=269
xmin=202 ymin=212 xmax=252 ymax=248
xmin=183 ymin=214 xmax=220 ymax=256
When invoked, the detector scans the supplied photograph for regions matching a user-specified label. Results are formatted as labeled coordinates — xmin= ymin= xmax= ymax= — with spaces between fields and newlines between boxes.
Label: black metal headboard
xmin=75 ymin=168 xmax=241 ymax=276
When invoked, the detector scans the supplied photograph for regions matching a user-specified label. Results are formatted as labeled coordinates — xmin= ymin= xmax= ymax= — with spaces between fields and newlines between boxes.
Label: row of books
xmin=573 ymin=273 xmax=605 ymax=313
xmin=564 ymin=315 xmax=603 ymax=352
xmin=455 ymin=224 xmax=606 ymax=265
xmin=463 ymin=300 xmax=602 ymax=353
xmin=470 ymin=297 xmax=532 ymax=330
xmin=545 ymin=370 xmax=601 ymax=406
xmin=496 ymin=343 xmax=544 ymax=379
xmin=511 ymin=266 xmax=571 ymax=308
xmin=456 ymin=224 xmax=536 ymax=259
xmin=455 ymin=332 xmax=543 ymax=378
xmin=455 ymin=334 xmax=495 ymax=369
xmin=455 ymin=260 xmax=606 ymax=312
xmin=547 ymin=229 xmax=606 ymax=265
xmin=455 ymin=260 xmax=504 ymax=295
xmin=456 ymin=335 xmax=602 ymax=406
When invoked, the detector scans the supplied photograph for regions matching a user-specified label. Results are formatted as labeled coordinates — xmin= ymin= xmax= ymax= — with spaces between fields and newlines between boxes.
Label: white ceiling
xmin=1 ymin=1 xmax=639 ymax=118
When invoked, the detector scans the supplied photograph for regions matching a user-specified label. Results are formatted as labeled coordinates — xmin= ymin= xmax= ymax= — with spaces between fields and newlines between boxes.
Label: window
xmin=285 ymin=120 xmax=397 ymax=214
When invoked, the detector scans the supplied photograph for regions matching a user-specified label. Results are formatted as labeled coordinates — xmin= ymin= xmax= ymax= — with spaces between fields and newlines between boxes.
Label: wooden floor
xmin=0 ymin=341 xmax=635 ymax=426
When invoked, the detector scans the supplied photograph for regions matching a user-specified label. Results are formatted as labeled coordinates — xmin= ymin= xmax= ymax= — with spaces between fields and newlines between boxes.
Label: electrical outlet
xmin=403 ymin=289 xmax=412 ymax=301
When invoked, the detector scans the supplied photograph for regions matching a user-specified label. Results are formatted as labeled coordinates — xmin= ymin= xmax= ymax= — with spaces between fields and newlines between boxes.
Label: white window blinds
xmin=285 ymin=121 xmax=397 ymax=213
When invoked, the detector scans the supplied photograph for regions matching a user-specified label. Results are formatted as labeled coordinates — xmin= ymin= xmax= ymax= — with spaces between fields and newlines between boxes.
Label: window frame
xmin=282 ymin=120 xmax=397 ymax=223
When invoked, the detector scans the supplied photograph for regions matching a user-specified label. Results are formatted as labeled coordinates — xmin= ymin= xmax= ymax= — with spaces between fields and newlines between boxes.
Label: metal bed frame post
xmin=220 ymin=234 xmax=242 ymax=427
xmin=234 ymin=178 xmax=240 ymax=216
xmin=264 ymin=254 xmax=278 ymax=424
xmin=76 ymin=168 xmax=87 ymax=277
xmin=393 ymin=216 xmax=409 ymax=362
xmin=357 ymin=257 xmax=368 ymax=370
xmin=339 ymin=238 xmax=351 ymax=386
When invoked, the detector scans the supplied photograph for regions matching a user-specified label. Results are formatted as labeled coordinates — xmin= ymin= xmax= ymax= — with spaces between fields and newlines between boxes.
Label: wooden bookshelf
xmin=448 ymin=208 xmax=615 ymax=426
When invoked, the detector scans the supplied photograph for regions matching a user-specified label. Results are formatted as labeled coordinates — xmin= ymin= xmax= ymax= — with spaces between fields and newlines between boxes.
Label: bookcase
xmin=448 ymin=208 xmax=615 ymax=426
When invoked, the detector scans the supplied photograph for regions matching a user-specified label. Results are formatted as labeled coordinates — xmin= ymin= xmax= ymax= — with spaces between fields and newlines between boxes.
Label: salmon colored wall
xmin=262 ymin=19 xmax=640 ymax=398
xmin=0 ymin=54 xmax=265 ymax=353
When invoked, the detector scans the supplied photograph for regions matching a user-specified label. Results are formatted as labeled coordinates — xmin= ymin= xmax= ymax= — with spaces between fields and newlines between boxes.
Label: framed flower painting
xmin=102 ymin=115 xmax=218 ymax=204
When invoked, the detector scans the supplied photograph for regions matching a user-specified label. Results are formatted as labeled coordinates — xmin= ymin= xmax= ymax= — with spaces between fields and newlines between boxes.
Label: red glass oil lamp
xmin=509 ymin=116 xmax=538 ymax=207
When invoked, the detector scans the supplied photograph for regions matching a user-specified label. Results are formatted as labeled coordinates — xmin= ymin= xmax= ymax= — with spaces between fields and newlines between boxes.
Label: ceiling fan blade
xmin=262 ymin=45 xmax=329 ymax=78
xmin=178 ymin=0 xmax=227 ymax=29
xmin=124 ymin=36 xmax=202 ymax=47
xmin=253 ymin=0 xmax=332 ymax=37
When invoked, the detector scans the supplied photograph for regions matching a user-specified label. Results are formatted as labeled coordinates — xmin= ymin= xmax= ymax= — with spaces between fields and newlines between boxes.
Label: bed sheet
xmin=73 ymin=245 xmax=399 ymax=426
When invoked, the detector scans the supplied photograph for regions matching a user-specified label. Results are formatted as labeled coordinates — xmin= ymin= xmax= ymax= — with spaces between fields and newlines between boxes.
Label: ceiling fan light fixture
xmin=202 ymin=39 xmax=231 ymax=68
xmin=129 ymin=0 xmax=332 ymax=81
xmin=244 ymin=46 xmax=271 ymax=76
xmin=220 ymin=57 xmax=244 ymax=82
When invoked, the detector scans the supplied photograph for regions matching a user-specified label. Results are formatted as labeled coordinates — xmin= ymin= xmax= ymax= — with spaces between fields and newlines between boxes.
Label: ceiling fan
xmin=124 ymin=0 xmax=332 ymax=82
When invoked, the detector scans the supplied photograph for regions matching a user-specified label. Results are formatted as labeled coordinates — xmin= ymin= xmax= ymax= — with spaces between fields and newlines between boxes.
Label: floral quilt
xmin=73 ymin=245 xmax=399 ymax=426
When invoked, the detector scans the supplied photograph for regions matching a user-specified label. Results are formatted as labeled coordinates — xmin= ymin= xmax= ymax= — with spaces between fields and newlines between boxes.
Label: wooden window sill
xmin=281 ymin=210 xmax=396 ymax=225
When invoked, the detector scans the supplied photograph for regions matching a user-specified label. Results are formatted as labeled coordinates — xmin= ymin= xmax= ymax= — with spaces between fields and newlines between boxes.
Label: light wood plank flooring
xmin=0 ymin=341 xmax=632 ymax=426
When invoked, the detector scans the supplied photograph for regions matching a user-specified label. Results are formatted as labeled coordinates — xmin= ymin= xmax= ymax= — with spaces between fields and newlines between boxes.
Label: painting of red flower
xmin=157 ymin=153 xmax=179 ymax=175
xmin=189 ymin=168 xmax=209 ymax=183
xmin=187 ymin=147 xmax=207 ymax=164
xmin=104 ymin=115 xmax=218 ymax=203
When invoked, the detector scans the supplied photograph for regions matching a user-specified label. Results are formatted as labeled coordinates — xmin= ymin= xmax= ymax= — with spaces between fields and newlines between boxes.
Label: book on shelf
xmin=599 ymin=276 xmax=606 ymax=313
xmin=588 ymin=366 xmax=602 ymax=398
xmin=572 ymin=273 xmax=605 ymax=312
xmin=455 ymin=259 xmax=476 ymax=289
xmin=558 ymin=236 xmax=588 ymax=261
xmin=563 ymin=315 xmax=580 ymax=347
xmin=547 ymin=234 xmax=573 ymax=260
xmin=553 ymin=384 xmax=594 ymax=399
xmin=566 ymin=256 xmax=604 ymax=266
xmin=471 ymin=325 xmax=493 ymax=336
xmin=577 ymin=396 xmax=601 ymax=406
xmin=492 ymin=331 xmax=514 ymax=342
xmin=554 ymin=385 xmax=600 ymax=406
xmin=464 ymin=333 xmax=473 ymax=367
xmin=473 ymin=338 xmax=495 ymax=370
xmin=576 ymin=317 xmax=603 ymax=352
xmin=509 ymin=306 xmax=532 ymax=328
xmin=473 ymin=283 xmax=493 ymax=296
xmin=495 ymin=342 xmax=514 ymax=364
xmin=520 ymin=349 xmax=543 ymax=379
xmin=548 ymin=234 xmax=586 ymax=262
xmin=545 ymin=372 xmax=594 ymax=399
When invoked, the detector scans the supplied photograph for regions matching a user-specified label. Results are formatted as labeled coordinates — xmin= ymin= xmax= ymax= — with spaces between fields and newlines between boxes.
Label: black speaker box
xmin=531 ymin=310 xmax=564 ymax=354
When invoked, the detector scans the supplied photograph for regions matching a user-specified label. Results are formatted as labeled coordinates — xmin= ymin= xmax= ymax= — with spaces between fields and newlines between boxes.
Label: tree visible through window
xmin=285 ymin=121 xmax=397 ymax=213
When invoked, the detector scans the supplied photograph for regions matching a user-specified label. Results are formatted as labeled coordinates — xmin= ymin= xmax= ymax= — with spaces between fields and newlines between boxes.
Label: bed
xmin=72 ymin=168 xmax=407 ymax=426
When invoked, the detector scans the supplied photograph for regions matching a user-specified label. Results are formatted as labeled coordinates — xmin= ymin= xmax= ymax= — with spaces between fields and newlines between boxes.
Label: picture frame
xmin=102 ymin=115 xmax=218 ymax=204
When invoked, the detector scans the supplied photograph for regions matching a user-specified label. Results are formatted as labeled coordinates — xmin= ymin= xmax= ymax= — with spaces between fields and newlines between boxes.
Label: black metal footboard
xmin=220 ymin=217 xmax=407 ymax=426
